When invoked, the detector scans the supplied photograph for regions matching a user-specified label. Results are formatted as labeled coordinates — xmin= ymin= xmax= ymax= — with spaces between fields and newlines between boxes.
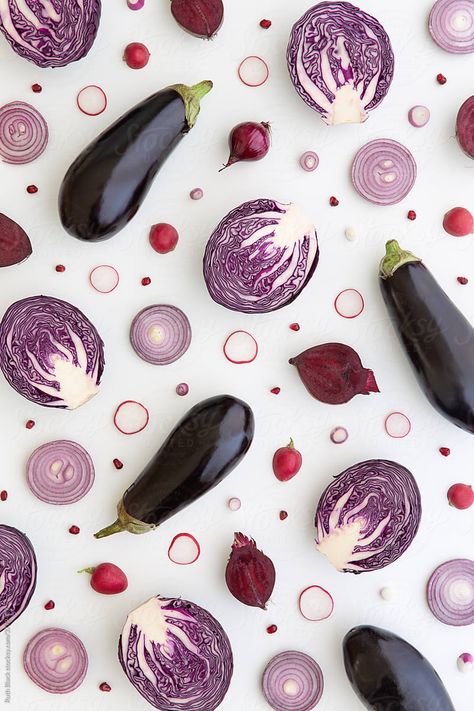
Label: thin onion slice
xmin=334 ymin=289 xmax=364 ymax=319
xmin=262 ymin=650 xmax=324 ymax=710
xmin=130 ymin=305 xmax=191 ymax=365
xmin=114 ymin=401 xmax=149 ymax=435
xmin=238 ymin=56 xmax=269 ymax=87
xmin=330 ymin=427 xmax=348 ymax=444
xmin=23 ymin=628 xmax=88 ymax=694
xmin=76 ymin=86 xmax=107 ymax=116
xmin=168 ymin=533 xmax=201 ymax=565
xmin=427 ymin=559 xmax=474 ymax=626
xmin=299 ymin=586 xmax=334 ymax=621
xmin=351 ymin=139 xmax=417 ymax=205
xmin=26 ymin=440 xmax=95 ymax=505
xmin=429 ymin=0 xmax=474 ymax=54
xmin=0 ymin=102 xmax=48 ymax=165
xmin=190 ymin=187 xmax=204 ymax=200
xmin=300 ymin=151 xmax=319 ymax=171
xmin=384 ymin=412 xmax=412 ymax=438
xmin=408 ymin=105 xmax=431 ymax=127
xmin=89 ymin=265 xmax=119 ymax=293
xmin=223 ymin=330 xmax=258 ymax=364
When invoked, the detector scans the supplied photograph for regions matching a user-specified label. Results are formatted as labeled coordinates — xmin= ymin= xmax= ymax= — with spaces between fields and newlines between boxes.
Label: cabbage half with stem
xmin=0 ymin=524 xmax=37 ymax=632
xmin=287 ymin=1 xmax=394 ymax=125
xmin=0 ymin=0 xmax=101 ymax=68
xmin=315 ymin=459 xmax=421 ymax=573
xmin=119 ymin=596 xmax=233 ymax=711
xmin=203 ymin=198 xmax=319 ymax=314
xmin=0 ymin=295 xmax=105 ymax=409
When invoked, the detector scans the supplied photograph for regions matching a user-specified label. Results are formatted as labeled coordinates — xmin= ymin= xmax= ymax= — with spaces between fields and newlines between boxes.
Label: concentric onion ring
xmin=0 ymin=102 xmax=48 ymax=165
xmin=427 ymin=559 xmax=474 ymax=626
xmin=130 ymin=305 xmax=191 ymax=365
xmin=429 ymin=0 xmax=474 ymax=54
xmin=262 ymin=650 xmax=324 ymax=710
xmin=26 ymin=440 xmax=95 ymax=505
xmin=351 ymin=139 xmax=417 ymax=205
xmin=23 ymin=628 xmax=88 ymax=694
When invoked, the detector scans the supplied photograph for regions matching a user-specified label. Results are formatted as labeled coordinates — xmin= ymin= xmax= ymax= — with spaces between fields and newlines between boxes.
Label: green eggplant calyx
xmin=169 ymin=80 xmax=213 ymax=130
xmin=379 ymin=239 xmax=422 ymax=279
xmin=93 ymin=499 xmax=155 ymax=539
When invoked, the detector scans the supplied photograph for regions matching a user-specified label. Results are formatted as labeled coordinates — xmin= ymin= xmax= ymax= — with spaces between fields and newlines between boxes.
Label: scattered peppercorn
xmin=55 ymin=264 xmax=66 ymax=273
xmin=329 ymin=196 xmax=339 ymax=207
xmin=99 ymin=682 xmax=112 ymax=692
xmin=270 ymin=387 xmax=281 ymax=395
xmin=26 ymin=185 xmax=38 ymax=194
xmin=69 ymin=525 xmax=80 ymax=535
xmin=436 ymin=73 xmax=447 ymax=85
xmin=260 ymin=19 xmax=272 ymax=28
xmin=279 ymin=510 xmax=288 ymax=521
xmin=113 ymin=458 xmax=124 ymax=470
xmin=289 ymin=323 xmax=300 ymax=331
xmin=25 ymin=419 xmax=35 ymax=429
xmin=141 ymin=276 xmax=151 ymax=286
xmin=439 ymin=447 xmax=451 ymax=457
xmin=44 ymin=600 xmax=55 ymax=610
xmin=407 ymin=210 xmax=416 ymax=221
xmin=266 ymin=624 xmax=278 ymax=634
xmin=0 ymin=491 xmax=8 ymax=502
xmin=457 ymin=276 xmax=469 ymax=285
xmin=31 ymin=83 xmax=42 ymax=93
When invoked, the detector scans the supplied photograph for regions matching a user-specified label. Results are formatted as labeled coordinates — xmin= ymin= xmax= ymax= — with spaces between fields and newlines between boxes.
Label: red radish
xmin=260 ymin=19 xmax=272 ymax=29
xmin=447 ymin=483 xmax=474 ymax=510
xmin=141 ymin=276 xmax=151 ymax=286
xmin=443 ymin=207 xmax=474 ymax=236
xmin=89 ymin=264 xmax=119 ymax=293
xmin=228 ymin=497 xmax=241 ymax=511
xmin=31 ymin=83 xmax=42 ymax=93
xmin=437 ymin=73 xmax=447 ymax=84
xmin=272 ymin=438 xmax=302 ymax=482
xmin=408 ymin=105 xmax=430 ymax=128
xmin=299 ymin=151 xmax=319 ymax=171
xmin=238 ymin=56 xmax=269 ymax=87
xmin=26 ymin=185 xmax=38 ymax=194
xmin=407 ymin=210 xmax=417 ymax=220
xmin=334 ymin=288 xmax=364 ymax=318
xmin=123 ymin=42 xmax=150 ymax=69
xmin=267 ymin=624 xmax=278 ymax=633
xmin=44 ymin=600 xmax=55 ymax=610
xmin=168 ymin=533 xmax=201 ymax=565
xmin=279 ymin=510 xmax=288 ymax=520
xmin=176 ymin=382 xmax=189 ymax=396
xmin=220 ymin=121 xmax=271 ymax=171
xmin=330 ymin=426 xmax=348 ymax=444
xmin=384 ymin=411 xmax=411 ymax=438
xmin=223 ymin=330 xmax=258 ymax=364
xmin=439 ymin=447 xmax=451 ymax=456
xmin=457 ymin=276 xmax=469 ymax=285
xmin=298 ymin=585 xmax=334 ymax=621
xmin=149 ymin=223 xmax=179 ymax=253
xmin=114 ymin=401 xmax=149 ymax=435
xmin=76 ymin=85 xmax=107 ymax=116
xmin=99 ymin=682 xmax=112 ymax=691
xmin=69 ymin=525 xmax=80 ymax=535
xmin=329 ymin=196 xmax=339 ymax=206
xmin=170 ymin=0 xmax=224 ymax=39
xmin=55 ymin=264 xmax=65 ymax=272
xmin=25 ymin=420 xmax=35 ymax=429
xmin=0 ymin=491 xmax=7 ymax=501
xmin=113 ymin=458 xmax=123 ymax=470
xmin=190 ymin=187 xmax=203 ymax=200
xmin=225 ymin=533 xmax=276 ymax=609
xmin=79 ymin=563 xmax=128 ymax=594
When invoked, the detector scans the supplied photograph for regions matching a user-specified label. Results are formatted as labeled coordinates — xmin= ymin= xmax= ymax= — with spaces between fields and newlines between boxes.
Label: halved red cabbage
xmin=287 ymin=2 xmax=394 ymax=125
xmin=0 ymin=524 xmax=37 ymax=632
xmin=315 ymin=459 xmax=421 ymax=573
xmin=0 ymin=0 xmax=101 ymax=68
xmin=0 ymin=295 xmax=105 ymax=410
xmin=119 ymin=596 xmax=233 ymax=710
xmin=203 ymin=198 xmax=319 ymax=313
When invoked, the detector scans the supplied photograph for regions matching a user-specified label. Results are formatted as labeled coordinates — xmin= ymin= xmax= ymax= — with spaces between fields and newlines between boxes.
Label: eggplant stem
xmin=94 ymin=520 xmax=124 ymax=539
xmin=379 ymin=239 xmax=422 ymax=279
xmin=169 ymin=80 xmax=213 ymax=130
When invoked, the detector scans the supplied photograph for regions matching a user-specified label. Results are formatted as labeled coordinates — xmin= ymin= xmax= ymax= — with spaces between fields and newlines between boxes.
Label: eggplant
xmin=95 ymin=395 xmax=254 ymax=538
xmin=343 ymin=625 xmax=455 ymax=710
xmin=59 ymin=80 xmax=212 ymax=242
xmin=380 ymin=240 xmax=474 ymax=433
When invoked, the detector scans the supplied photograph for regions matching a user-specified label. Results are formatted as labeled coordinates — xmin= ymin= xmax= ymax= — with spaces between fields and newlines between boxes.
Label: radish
xmin=114 ymin=401 xmax=149 ymax=435
xmin=89 ymin=265 xmax=119 ymax=293
xmin=167 ymin=533 xmax=201 ymax=565
xmin=272 ymin=438 xmax=302 ymax=482
xmin=447 ymin=483 xmax=474 ymax=510
xmin=334 ymin=288 xmax=365 ymax=318
xmin=223 ymin=330 xmax=258 ymax=364
xmin=443 ymin=207 xmax=474 ymax=237
xmin=123 ymin=42 xmax=150 ymax=69
xmin=76 ymin=85 xmax=107 ymax=116
xmin=384 ymin=411 xmax=411 ymax=438
xmin=79 ymin=562 xmax=128 ymax=594
xmin=298 ymin=585 xmax=334 ymax=621
xmin=238 ymin=56 xmax=269 ymax=87
xmin=149 ymin=223 xmax=179 ymax=253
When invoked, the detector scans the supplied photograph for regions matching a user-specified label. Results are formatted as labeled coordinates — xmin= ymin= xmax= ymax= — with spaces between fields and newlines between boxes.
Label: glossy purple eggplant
xmin=59 ymin=80 xmax=212 ymax=242
xmin=95 ymin=395 xmax=254 ymax=537
xmin=343 ymin=625 xmax=455 ymax=710
xmin=380 ymin=240 xmax=474 ymax=433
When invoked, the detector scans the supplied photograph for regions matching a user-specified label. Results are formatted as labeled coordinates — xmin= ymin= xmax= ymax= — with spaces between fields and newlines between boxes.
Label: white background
xmin=0 ymin=0 xmax=473 ymax=709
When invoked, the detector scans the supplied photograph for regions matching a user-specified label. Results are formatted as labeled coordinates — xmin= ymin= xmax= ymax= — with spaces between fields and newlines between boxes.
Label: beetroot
xmin=0 ymin=213 xmax=32 ymax=267
xmin=170 ymin=0 xmax=224 ymax=39
xmin=456 ymin=96 xmax=474 ymax=159
xmin=290 ymin=342 xmax=379 ymax=405
xmin=225 ymin=533 xmax=275 ymax=609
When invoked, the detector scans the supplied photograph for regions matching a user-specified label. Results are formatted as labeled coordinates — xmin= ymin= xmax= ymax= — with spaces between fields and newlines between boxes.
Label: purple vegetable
xmin=0 ymin=295 xmax=105 ymax=410
xmin=351 ymin=139 xmax=417 ymax=205
xmin=130 ymin=305 xmax=191 ymax=365
xmin=203 ymin=198 xmax=319 ymax=313
xmin=0 ymin=524 xmax=37 ymax=632
xmin=456 ymin=95 xmax=474 ymax=158
xmin=287 ymin=2 xmax=394 ymax=125
xmin=262 ymin=650 xmax=324 ymax=710
xmin=429 ymin=0 xmax=474 ymax=54
xmin=427 ymin=559 xmax=474 ymax=626
xmin=0 ymin=212 xmax=32 ymax=267
xmin=0 ymin=0 xmax=101 ymax=68
xmin=23 ymin=628 xmax=88 ymax=693
xmin=0 ymin=102 xmax=48 ymax=165
xmin=26 ymin=440 xmax=95 ymax=505
xmin=119 ymin=595 xmax=233 ymax=710
xmin=315 ymin=459 xmax=421 ymax=573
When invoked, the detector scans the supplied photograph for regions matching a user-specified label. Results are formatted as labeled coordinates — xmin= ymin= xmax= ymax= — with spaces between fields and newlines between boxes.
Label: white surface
xmin=0 ymin=1 xmax=473 ymax=709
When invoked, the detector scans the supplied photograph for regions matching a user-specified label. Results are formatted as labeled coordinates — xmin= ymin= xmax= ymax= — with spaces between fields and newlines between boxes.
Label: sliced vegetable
xmin=23 ymin=628 xmax=88 ymax=694
xmin=0 ymin=212 xmax=32 ymax=267
xmin=76 ymin=86 xmax=107 ymax=117
xmin=190 ymin=187 xmax=204 ymax=200
xmin=127 ymin=0 xmax=145 ymax=8
xmin=298 ymin=586 xmax=334 ymax=621
xmin=0 ymin=524 xmax=37 ymax=632
xmin=457 ymin=652 xmax=474 ymax=672
xmin=447 ymin=483 xmax=474 ymax=509
xmin=299 ymin=151 xmax=319 ymax=171
xmin=220 ymin=122 xmax=271 ymax=171
xmin=228 ymin=497 xmax=241 ymax=511
xmin=334 ymin=288 xmax=364 ymax=319
xmin=457 ymin=96 xmax=474 ymax=158
xmin=315 ymin=459 xmax=421 ymax=573
xmin=290 ymin=343 xmax=379 ymax=405
xmin=203 ymin=199 xmax=319 ymax=313
xmin=429 ymin=0 xmax=474 ymax=54
xmin=352 ymin=139 xmax=417 ymax=205
xmin=443 ymin=206 xmax=474 ymax=236
xmin=89 ymin=265 xmax=119 ymax=293
xmin=130 ymin=305 xmax=191 ymax=365
xmin=79 ymin=563 xmax=128 ymax=594
xmin=408 ymin=105 xmax=431 ymax=127
xmin=225 ymin=533 xmax=276 ymax=609
xmin=59 ymin=81 xmax=212 ymax=242
xmin=171 ymin=0 xmax=224 ymax=39
xmin=26 ymin=440 xmax=95 ymax=505
xmin=0 ymin=102 xmax=48 ymax=165
xmin=223 ymin=330 xmax=258 ymax=364
xmin=95 ymin=395 xmax=254 ymax=537
xmin=384 ymin=411 xmax=412 ymax=438
xmin=175 ymin=382 xmax=189 ymax=396
xmin=113 ymin=401 xmax=149 ymax=435
xmin=119 ymin=596 xmax=233 ymax=709
xmin=287 ymin=2 xmax=394 ymax=125
xmin=272 ymin=438 xmax=302 ymax=482
xmin=262 ymin=650 xmax=324 ymax=710
xmin=167 ymin=532 xmax=201 ymax=564
xmin=0 ymin=295 xmax=105 ymax=409
xmin=330 ymin=426 xmax=348 ymax=444
xmin=149 ymin=223 xmax=179 ymax=253
xmin=123 ymin=42 xmax=150 ymax=69
xmin=238 ymin=56 xmax=269 ymax=87
xmin=380 ymin=240 xmax=474 ymax=432
xmin=427 ymin=559 xmax=474 ymax=626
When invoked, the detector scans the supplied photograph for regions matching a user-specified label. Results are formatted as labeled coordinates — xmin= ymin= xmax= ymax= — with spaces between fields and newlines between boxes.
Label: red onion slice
xmin=429 ymin=0 xmax=474 ymax=53
xmin=262 ymin=650 xmax=324 ymax=710
xmin=23 ymin=628 xmax=88 ymax=694
xmin=114 ymin=401 xmax=149 ymax=435
xmin=298 ymin=586 xmax=334 ymax=621
xmin=0 ymin=102 xmax=48 ymax=165
xmin=26 ymin=440 xmax=95 ymax=505
xmin=228 ymin=497 xmax=242 ymax=511
xmin=238 ymin=56 xmax=269 ymax=87
xmin=427 ymin=559 xmax=474 ymax=626
xmin=130 ymin=305 xmax=191 ymax=365
xmin=351 ymin=139 xmax=417 ymax=205
xmin=334 ymin=289 xmax=365 ymax=319
xmin=89 ymin=265 xmax=119 ymax=293
xmin=76 ymin=86 xmax=107 ymax=116
xmin=300 ymin=151 xmax=319 ymax=171
xmin=408 ymin=105 xmax=431 ymax=127
xmin=167 ymin=533 xmax=201 ymax=565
